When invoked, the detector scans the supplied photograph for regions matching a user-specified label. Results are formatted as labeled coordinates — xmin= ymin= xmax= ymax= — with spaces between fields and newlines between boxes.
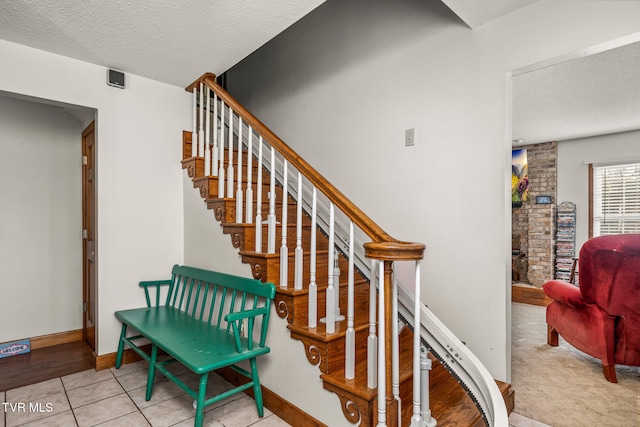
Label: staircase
xmin=181 ymin=73 xmax=513 ymax=426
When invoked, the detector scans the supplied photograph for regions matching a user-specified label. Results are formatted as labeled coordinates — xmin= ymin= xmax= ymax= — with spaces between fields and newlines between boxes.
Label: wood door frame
xmin=82 ymin=121 xmax=97 ymax=351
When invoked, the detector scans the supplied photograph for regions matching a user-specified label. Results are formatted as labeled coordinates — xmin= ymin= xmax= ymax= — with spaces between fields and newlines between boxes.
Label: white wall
xmin=223 ymin=0 xmax=640 ymax=384
xmin=0 ymin=96 xmax=84 ymax=342
xmin=0 ymin=39 xmax=190 ymax=355
xmin=558 ymin=129 xmax=640 ymax=250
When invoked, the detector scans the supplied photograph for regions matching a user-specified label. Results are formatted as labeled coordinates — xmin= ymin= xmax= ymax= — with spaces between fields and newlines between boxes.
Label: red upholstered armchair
xmin=543 ymin=234 xmax=640 ymax=383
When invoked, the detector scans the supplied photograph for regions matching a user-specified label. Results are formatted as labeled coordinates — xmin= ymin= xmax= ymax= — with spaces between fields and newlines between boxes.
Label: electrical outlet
xmin=405 ymin=128 xmax=415 ymax=147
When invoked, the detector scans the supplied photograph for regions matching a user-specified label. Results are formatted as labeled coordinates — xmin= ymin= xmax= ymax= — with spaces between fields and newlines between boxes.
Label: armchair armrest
xmin=139 ymin=279 xmax=173 ymax=308
xmin=543 ymin=280 xmax=586 ymax=308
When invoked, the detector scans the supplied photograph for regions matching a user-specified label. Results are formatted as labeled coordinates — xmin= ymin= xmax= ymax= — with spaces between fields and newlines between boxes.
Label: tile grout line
xmin=61 ymin=376 xmax=80 ymax=427
xmin=114 ymin=373 xmax=154 ymax=427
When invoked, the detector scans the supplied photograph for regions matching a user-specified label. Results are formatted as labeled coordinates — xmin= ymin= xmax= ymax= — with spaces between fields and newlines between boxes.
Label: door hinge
xmin=82 ymin=155 xmax=88 ymax=166
xmin=83 ymin=302 xmax=87 ymax=312
xmin=82 ymin=229 xmax=88 ymax=239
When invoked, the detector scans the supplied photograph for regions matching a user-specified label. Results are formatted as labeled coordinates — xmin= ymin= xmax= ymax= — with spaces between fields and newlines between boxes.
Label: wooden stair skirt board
xmin=182 ymin=136 xmax=513 ymax=426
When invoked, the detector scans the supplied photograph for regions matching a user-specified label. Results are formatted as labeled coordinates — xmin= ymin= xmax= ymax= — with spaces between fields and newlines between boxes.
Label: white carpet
xmin=511 ymin=302 xmax=639 ymax=427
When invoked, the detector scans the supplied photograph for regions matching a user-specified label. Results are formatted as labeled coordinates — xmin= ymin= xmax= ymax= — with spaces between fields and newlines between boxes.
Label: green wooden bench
xmin=114 ymin=265 xmax=276 ymax=427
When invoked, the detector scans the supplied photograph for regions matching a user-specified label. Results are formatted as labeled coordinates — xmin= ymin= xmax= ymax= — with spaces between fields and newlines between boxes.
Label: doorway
xmin=82 ymin=121 xmax=97 ymax=351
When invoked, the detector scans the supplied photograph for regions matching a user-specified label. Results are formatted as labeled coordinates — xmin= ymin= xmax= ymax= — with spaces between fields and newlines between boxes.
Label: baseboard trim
xmin=30 ymin=329 xmax=83 ymax=350
xmin=512 ymin=284 xmax=552 ymax=307
xmin=94 ymin=344 xmax=153 ymax=371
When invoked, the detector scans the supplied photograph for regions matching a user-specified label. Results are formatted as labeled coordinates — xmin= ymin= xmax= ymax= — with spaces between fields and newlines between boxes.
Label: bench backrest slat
xmin=216 ymin=287 xmax=228 ymax=329
xmin=161 ymin=265 xmax=276 ymax=342
xmin=207 ymin=284 xmax=219 ymax=325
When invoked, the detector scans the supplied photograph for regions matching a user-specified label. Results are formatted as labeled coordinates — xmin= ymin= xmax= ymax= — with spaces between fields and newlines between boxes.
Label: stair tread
xmin=288 ymin=318 xmax=370 ymax=341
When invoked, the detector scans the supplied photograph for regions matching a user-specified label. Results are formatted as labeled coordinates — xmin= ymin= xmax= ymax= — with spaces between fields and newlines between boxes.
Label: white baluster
xmin=308 ymin=187 xmax=317 ymax=328
xmin=411 ymin=261 xmax=431 ymax=427
xmin=420 ymin=346 xmax=437 ymax=427
xmin=246 ymin=128 xmax=253 ymax=224
xmin=392 ymin=266 xmax=401 ymax=427
xmin=267 ymin=146 xmax=276 ymax=254
xmin=255 ymin=137 xmax=263 ymax=252
xmin=367 ymin=259 xmax=378 ymax=389
xmin=345 ymin=221 xmax=355 ymax=379
xmin=227 ymin=108 xmax=235 ymax=200
xmin=191 ymin=87 xmax=197 ymax=157
xmin=212 ymin=93 xmax=218 ymax=177
xmin=294 ymin=172 xmax=303 ymax=290
xmin=198 ymin=83 xmax=204 ymax=157
xmin=218 ymin=103 xmax=225 ymax=198
xmin=377 ymin=260 xmax=386 ymax=427
xmin=279 ymin=160 xmax=288 ymax=289
xmin=204 ymin=87 xmax=211 ymax=176
xmin=324 ymin=203 xmax=336 ymax=334
xmin=236 ymin=117 xmax=243 ymax=223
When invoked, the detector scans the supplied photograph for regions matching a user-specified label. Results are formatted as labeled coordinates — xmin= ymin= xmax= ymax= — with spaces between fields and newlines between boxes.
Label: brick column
xmin=527 ymin=204 xmax=556 ymax=286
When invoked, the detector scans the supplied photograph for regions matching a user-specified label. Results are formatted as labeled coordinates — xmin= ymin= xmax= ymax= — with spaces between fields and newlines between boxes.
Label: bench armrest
xmin=225 ymin=307 xmax=269 ymax=322
xmin=225 ymin=307 xmax=270 ymax=352
xmin=139 ymin=279 xmax=173 ymax=308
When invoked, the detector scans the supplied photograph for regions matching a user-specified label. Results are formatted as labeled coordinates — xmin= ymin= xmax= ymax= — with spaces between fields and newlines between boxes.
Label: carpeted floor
xmin=511 ymin=302 xmax=640 ymax=427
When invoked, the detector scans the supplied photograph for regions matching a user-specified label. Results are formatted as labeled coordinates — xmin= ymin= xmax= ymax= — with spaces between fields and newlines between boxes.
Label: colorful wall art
xmin=512 ymin=148 xmax=529 ymax=204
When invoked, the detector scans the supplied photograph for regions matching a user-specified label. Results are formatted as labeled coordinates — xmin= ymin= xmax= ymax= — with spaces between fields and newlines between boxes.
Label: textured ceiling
xmin=0 ymin=0 xmax=327 ymax=87
xmin=1 ymin=0 xmax=638 ymax=144
xmin=513 ymin=40 xmax=640 ymax=144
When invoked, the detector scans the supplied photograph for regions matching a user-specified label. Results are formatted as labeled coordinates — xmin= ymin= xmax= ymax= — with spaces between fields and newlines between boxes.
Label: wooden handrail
xmin=186 ymin=73 xmax=425 ymax=260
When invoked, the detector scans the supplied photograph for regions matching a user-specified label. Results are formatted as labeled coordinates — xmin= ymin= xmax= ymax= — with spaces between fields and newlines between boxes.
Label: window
xmin=590 ymin=162 xmax=640 ymax=237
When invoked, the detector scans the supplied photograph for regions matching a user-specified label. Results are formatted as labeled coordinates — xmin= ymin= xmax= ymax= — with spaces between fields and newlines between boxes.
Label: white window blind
xmin=593 ymin=162 xmax=640 ymax=236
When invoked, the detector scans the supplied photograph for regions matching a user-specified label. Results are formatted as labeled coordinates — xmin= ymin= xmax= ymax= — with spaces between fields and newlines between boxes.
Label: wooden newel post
xmin=383 ymin=259 xmax=398 ymax=427
xmin=364 ymin=241 xmax=425 ymax=427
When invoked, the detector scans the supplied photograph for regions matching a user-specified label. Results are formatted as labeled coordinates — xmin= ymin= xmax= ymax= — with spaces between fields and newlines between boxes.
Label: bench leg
xmin=115 ymin=323 xmax=128 ymax=369
xmin=249 ymin=358 xmax=264 ymax=417
xmin=145 ymin=344 xmax=158 ymax=401
xmin=195 ymin=373 xmax=209 ymax=427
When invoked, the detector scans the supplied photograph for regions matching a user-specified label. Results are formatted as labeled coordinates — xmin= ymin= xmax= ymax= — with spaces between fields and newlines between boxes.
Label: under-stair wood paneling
xmin=181 ymin=121 xmax=512 ymax=425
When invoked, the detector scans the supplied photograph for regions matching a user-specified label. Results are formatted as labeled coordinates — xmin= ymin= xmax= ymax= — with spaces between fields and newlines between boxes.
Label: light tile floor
xmin=1 ymin=360 xmax=290 ymax=427
xmin=1 ymin=360 xmax=545 ymax=427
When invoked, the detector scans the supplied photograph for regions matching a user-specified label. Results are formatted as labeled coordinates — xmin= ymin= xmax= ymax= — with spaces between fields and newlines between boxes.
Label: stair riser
xmin=277 ymin=279 xmax=370 ymax=326
xmin=183 ymin=133 xmax=268 ymax=170
xmin=291 ymin=324 xmax=370 ymax=375
xmin=222 ymin=223 xmax=329 ymax=252
xmin=208 ymin=199 xmax=311 ymax=225
xmin=240 ymin=251 xmax=363 ymax=289
xmin=194 ymin=175 xmax=280 ymax=200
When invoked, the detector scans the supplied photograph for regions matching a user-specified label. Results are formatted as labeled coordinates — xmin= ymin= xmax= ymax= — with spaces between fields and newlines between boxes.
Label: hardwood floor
xmin=0 ymin=341 xmax=94 ymax=392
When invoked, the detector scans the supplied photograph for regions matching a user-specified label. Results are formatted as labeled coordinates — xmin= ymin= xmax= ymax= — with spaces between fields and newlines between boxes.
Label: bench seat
xmin=115 ymin=306 xmax=271 ymax=375
xmin=114 ymin=265 xmax=276 ymax=427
